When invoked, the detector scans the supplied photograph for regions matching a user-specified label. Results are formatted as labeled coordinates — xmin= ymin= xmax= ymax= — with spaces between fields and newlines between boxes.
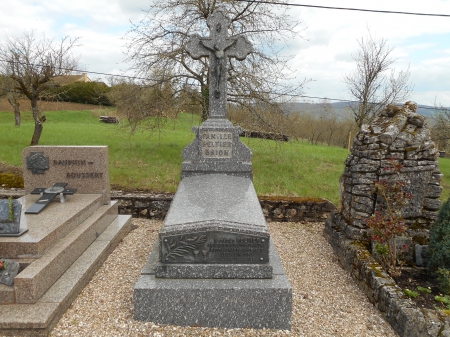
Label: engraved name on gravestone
xmin=22 ymin=146 xmax=111 ymax=204
xmin=161 ymin=231 xmax=269 ymax=264
xmin=201 ymin=131 xmax=233 ymax=158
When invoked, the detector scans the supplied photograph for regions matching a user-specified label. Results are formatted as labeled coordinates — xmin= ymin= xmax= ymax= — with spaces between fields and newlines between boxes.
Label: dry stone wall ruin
xmin=324 ymin=102 xmax=447 ymax=337
xmin=331 ymin=101 xmax=442 ymax=246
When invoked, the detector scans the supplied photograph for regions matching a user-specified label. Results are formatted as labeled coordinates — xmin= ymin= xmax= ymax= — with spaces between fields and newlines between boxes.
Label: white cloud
xmin=0 ymin=0 xmax=449 ymax=106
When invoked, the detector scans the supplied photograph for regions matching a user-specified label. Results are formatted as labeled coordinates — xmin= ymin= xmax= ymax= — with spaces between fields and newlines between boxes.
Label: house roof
xmin=52 ymin=73 xmax=91 ymax=86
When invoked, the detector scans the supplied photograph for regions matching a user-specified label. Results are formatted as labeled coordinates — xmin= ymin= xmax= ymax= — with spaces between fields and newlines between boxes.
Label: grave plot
xmin=134 ymin=10 xmax=292 ymax=330
xmin=0 ymin=146 xmax=132 ymax=336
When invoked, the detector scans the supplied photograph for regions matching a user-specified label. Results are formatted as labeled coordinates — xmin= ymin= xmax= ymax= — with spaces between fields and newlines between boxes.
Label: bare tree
xmin=0 ymin=31 xmax=80 ymax=145
xmin=125 ymin=0 xmax=308 ymax=129
xmin=431 ymin=102 xmax=450 ymax=153
xmin=0 ymin=74 xmax=22 ymax=126
xmin=344 ymin=32 xmax=413 ymax=127
xmin=108 ymin=78 xmax=177 ymax=139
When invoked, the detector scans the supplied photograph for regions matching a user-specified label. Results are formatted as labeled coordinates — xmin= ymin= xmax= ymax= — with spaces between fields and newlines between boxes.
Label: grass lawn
xmin=0 ymin=109 xmax=449 ymax=206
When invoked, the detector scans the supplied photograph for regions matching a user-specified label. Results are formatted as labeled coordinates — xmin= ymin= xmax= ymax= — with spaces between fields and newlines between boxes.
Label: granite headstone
xmin=134 ymin=10 xmax=292 ymax=330
xmin=22 ymin=146 xmax=110 ymax=204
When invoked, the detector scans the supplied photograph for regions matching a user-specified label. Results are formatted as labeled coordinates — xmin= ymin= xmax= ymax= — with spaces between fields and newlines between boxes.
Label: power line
xmin=234 ymin=0 xmax=450 ymax=17
xmin=0 ymin=58 xmax=152 ymax=82
xmin=1 ymin=58 xmax=448 ymax=111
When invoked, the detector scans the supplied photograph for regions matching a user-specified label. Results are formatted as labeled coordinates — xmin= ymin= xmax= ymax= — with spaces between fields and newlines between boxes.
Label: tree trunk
xmin=30 ymin=98 xmax=44 ymax=146
xmin=14 ymin=108 xmax=21 ymax=126
xmin=7 ymin=98 xmax=21 ymax=126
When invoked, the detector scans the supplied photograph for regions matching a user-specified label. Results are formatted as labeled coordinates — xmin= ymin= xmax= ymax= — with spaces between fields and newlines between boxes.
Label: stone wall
xmin=0 ymin=189 xmax=336 ymax=223
xmin=324 ymin=215 xmax=450 ymax=337
xmin=113 ymin=192 xmax=336 ymax=222
xmin=338 ymin=102 xmax=442 ymax=245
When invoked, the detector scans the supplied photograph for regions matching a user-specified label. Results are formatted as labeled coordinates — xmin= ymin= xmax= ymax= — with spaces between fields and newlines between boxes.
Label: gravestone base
xmin=134 ymin=239 xmax=292 ymax=330
xmin=0 ymin=194 xmax=132 ymax=336
xmin=0 ymin=229 xmax=29 ymax=237
xmin=135 ymin=174 xmax=292 ymax=330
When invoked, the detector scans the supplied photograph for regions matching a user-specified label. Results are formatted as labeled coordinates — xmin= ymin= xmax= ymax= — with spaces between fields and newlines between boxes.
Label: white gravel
xmin=50 ymin=219 xmax=399 ymax=337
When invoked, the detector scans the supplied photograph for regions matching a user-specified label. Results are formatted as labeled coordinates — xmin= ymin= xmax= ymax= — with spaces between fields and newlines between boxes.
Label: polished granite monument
xmin=134 ymin=10 xmax=292 ymax=330
xmin=0 ymin=146 xmax=132 ymax=336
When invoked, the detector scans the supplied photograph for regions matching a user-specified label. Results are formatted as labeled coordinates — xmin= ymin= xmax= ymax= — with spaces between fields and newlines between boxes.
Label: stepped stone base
xmin=134 ymin=239 xmax=292 ymax=330
xmin=0 ymin=194 xmax=132 ymax=336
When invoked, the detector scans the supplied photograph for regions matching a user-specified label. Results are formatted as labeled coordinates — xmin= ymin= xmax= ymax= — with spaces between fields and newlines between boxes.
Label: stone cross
xmin=185 ymin=10 xmax=253 ymax=119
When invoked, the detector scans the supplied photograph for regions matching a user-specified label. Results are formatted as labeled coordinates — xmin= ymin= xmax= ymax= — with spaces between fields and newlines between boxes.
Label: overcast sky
xmin=1 ymin=0 xmax=449 ymax=107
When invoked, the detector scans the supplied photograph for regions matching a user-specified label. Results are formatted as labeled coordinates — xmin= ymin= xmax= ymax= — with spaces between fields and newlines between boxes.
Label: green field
xmin=0 ymin=109 xmax=449 ymax=205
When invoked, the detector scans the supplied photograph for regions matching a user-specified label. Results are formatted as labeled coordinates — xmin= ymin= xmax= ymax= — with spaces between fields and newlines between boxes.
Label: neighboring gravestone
xmin=325 ymin=102 xmax=442 ymax=259
xmin=22 ymin=146 xmax=110 ymax=204
xmin=0 ymin=145 xmax=132 ymax=335
xmin=134 ymin=10 xmax=292 ymax=330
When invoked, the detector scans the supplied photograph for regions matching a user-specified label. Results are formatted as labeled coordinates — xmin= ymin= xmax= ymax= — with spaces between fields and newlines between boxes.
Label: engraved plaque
xmin=26 ymin=152 xmax=49 ymax=174
xmin=160 ymin=231 xmax=269 ymax=264
xmin=201 ymin=131 xmax=233 ymax=158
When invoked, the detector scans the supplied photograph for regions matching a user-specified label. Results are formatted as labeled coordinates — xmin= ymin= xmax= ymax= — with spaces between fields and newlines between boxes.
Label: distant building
xmin=51 ymin=73 xmax=91 ymax=86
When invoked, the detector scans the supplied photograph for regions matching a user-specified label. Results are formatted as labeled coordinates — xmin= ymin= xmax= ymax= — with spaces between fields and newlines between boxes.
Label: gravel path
xmin=51 ymin=219 xmax=399 ymax=337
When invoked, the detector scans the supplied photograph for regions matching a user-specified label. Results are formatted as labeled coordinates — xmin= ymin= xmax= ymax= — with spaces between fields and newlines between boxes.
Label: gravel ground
xmin=51 ymin=219 xmax=399 ymax=337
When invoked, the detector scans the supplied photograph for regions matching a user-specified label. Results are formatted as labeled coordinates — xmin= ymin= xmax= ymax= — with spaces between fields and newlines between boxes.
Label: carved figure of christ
xmin=185 ymin=10 xmax=253 ymax=119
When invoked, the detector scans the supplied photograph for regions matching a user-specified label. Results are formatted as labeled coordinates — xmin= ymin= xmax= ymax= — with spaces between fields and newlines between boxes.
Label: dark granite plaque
xmin=0 ymin=259 xmax=19 ymax=286
xmin=0 ymin=199 xmax=22 ymax=235
xmin=160 ymin=231 xmax=269 ymax=264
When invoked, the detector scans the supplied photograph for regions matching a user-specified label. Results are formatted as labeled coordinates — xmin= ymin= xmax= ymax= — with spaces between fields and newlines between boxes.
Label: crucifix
xmin=25 ymin=182 xmax=77 ymax=214
xmin=185 ymin=10 xmax=253 ymax=119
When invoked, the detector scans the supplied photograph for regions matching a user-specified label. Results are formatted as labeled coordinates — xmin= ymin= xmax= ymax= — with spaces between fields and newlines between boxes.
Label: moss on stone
xmin=0 ymin=173 xmax=24 ymax=188
xmin=258 ymin=196 xmax=325 ymax=203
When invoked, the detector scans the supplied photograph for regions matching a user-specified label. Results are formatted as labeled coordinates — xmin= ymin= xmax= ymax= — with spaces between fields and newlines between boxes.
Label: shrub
xmin=45 ymin=82 xmax=112 ymax=106
xmin=428 ymin=198 xmax=450 ymax=294
xmin=366 ymin=160 xmax=412 ymax=276
xmin=436 ymin=268 xmax=450 ymax=295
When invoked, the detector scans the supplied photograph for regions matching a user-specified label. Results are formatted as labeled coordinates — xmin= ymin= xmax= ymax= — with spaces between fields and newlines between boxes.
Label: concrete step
xmin=0 ymin=214 xmax=132 ymax=336
xmin=0 ymin=284 xmax=14 ymax=304
xmin=13 ymin=201 xmax=118 ymax=304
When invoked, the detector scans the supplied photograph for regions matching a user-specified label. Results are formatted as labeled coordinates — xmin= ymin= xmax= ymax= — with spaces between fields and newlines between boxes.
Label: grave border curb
xmin=324 ymin=212 xmax=450 ymax=337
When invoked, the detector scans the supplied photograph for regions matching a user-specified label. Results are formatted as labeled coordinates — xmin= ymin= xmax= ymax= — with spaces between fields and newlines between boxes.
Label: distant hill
xmin=282 ymin=102 xmax=437 ymax=118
